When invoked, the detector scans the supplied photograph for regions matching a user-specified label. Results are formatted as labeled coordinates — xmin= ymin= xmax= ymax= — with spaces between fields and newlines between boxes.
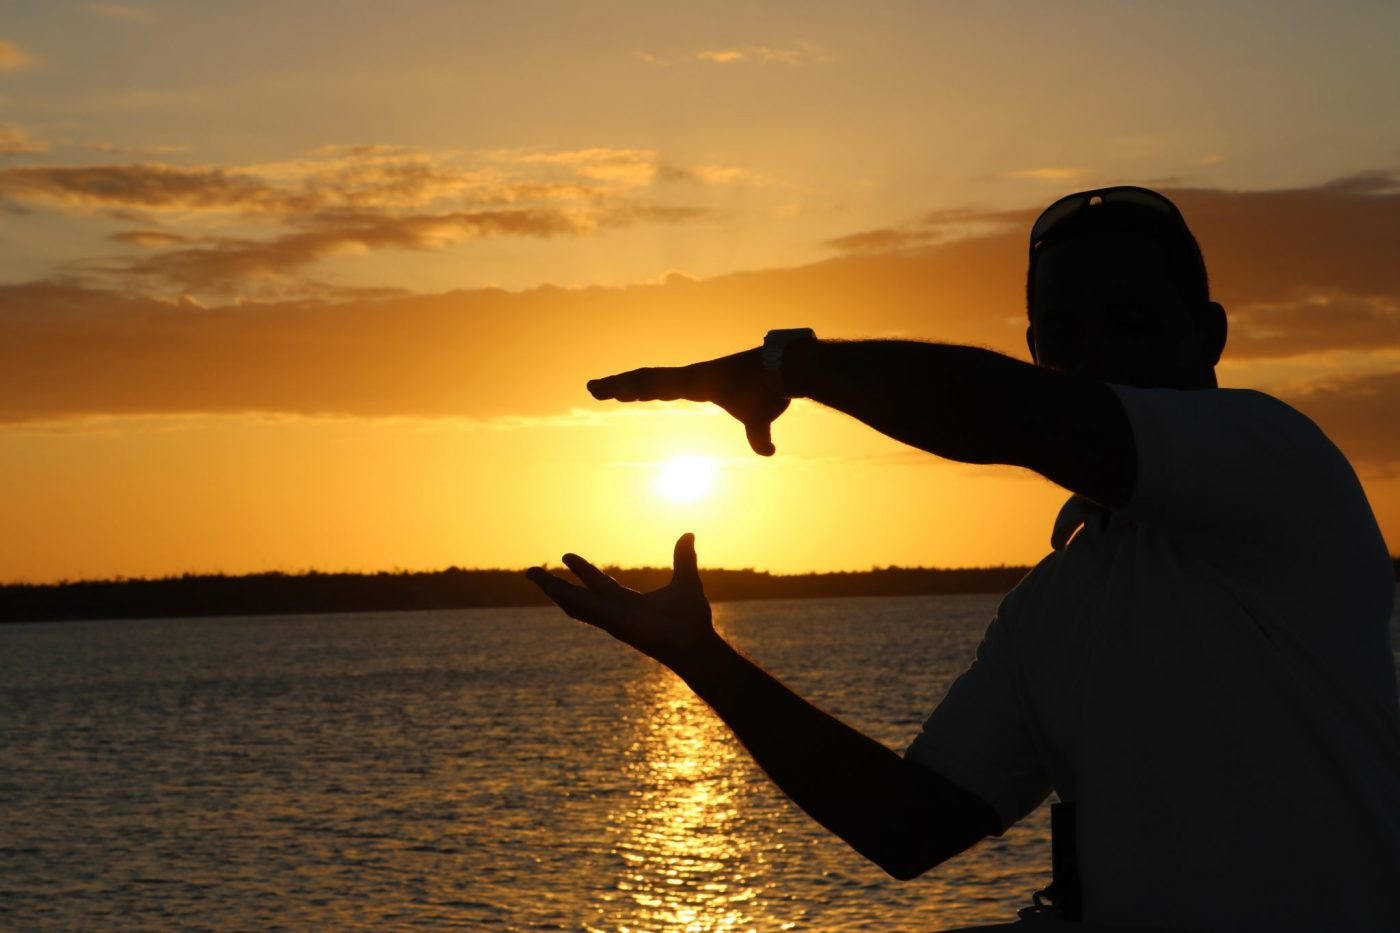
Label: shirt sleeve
xmin=905 ymin=606 xmax=1051 ymax=834
xmin=1109 ymin=385 xmax=1358 ymax=564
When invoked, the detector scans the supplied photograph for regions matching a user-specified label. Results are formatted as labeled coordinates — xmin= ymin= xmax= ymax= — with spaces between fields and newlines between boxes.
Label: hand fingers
xmin=526 ymin=566 xmax=606 ymax=623
xmin=745 ymin=420 xmax=776 ymax=457
xmin=670 ymin=533 xmax=703 ymax=593
xmin=562 ymin=553 xmax=625 ymax=595
xmin=588 ymin=368 xmax=686 ymax=402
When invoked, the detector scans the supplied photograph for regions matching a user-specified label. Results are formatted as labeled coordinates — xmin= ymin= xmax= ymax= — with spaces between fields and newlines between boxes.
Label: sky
xmin=1 ymin=0 xmax=1398 ymax=582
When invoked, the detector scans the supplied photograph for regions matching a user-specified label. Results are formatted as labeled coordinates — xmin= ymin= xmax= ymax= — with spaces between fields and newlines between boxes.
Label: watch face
xmin=763 ymin=329 xmax=814 ymax=397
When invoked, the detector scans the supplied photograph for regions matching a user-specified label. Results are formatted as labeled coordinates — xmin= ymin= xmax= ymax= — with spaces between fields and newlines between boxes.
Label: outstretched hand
xmin=526 ymin=533 xmax=718 ymax=672
xmin=587 ymin=348 xmax=790 ymax=456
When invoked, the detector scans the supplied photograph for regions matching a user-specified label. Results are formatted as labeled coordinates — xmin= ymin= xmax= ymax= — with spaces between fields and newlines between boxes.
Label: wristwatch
xmin=762 ymin=328 xmax=817 ymax=398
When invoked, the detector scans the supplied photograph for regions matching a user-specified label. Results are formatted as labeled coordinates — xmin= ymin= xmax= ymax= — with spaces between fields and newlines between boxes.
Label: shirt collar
xmin=1052 ymin=494 xmax=1109 ymax=550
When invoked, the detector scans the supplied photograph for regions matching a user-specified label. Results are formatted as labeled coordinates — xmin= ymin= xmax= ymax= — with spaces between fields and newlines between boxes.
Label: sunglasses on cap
xmin=1029 ymin=186 xmax=1186 ymax=252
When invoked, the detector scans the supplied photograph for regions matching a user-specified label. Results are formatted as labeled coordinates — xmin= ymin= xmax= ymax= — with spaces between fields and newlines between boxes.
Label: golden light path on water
xmin=573 ymin=597 xmax=1068 ymax=932
xmin=594 ymin=669 xmax=770 ymax=933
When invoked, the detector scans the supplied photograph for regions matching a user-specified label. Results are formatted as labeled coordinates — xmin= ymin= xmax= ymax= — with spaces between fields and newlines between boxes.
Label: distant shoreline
xmin=0 ymin=565 xmax=1039 ymax=623
xmin=4 ymin=559 xmax=1397 ymax=624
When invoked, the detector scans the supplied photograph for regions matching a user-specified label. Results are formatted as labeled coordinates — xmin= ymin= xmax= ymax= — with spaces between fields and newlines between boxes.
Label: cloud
xmin=113 ymin=205 xmax=708 ymax=291
xmin=698 ymin=50 xmax=745 ymax=64
xmin=1227 ymin=293 xmax=1400 ymax=360
xmin=1168 ymin=172 xmax=1400 ymax=314
xmin=120 ymin=209 xmax=586 ymax=290
xmin=1279 ymin=370 xmax=1400 ymax=476
xmin=1 ymin=147 xmax=722 ymax=292
xmin=484 ymin=147 xmax=661 ymax=188
xmin=1006 ymin=167 xmax=1087 ymax=182
xmin=3 ymin=174 xmax=1397 ymax=439
xmin=0 ymin=146 xmax=705 ymax=216
xmin=645 ymin=42 xmax=832 ymax=67
xmin=0 ymin=163 xmax=288 ymax=212
xmin=0 ymin=40 xmax=30 ymax=71
xmin=750 ymin=43 xmax=833 ymax=65
xmin=111 ymin=229 xmax=193 ymax=247
xmin=88 ymin=142 xmax=189 ymax=156
xmin=0 ymin=125 xmax=47 ymax=155
xmin=825 ymin=208 xmax=1022 ymax=254
xmin=0 ymin=243 xmax=1032 ymax=423
xmin=823 ymin=171 xmax=1400 ymax=359
xmin=660 ymin=163 xmax=769 ymax=186
xmin=824 ymin=227 xmax=940 ymax=253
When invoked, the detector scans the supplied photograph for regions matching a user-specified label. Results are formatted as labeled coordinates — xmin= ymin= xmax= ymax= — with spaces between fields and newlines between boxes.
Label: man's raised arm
xmin=588 ymin=339 xmax=1136 ymax=508
xmin=527 ymin=534 xmax=1000 ymax=880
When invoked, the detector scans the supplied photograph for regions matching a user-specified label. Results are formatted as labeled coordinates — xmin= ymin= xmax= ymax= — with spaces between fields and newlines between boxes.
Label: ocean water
xmin=2 ymin=592 xmax=1397 ymax=931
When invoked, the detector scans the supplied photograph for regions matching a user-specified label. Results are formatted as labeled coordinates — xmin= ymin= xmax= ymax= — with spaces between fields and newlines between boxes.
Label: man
xmin=526 ymin=187 xmax=1400 ymax=932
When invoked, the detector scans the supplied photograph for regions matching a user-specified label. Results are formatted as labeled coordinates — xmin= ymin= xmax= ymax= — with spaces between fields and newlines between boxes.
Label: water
xmin=2 ymin=592 xmax=1397 ymax=931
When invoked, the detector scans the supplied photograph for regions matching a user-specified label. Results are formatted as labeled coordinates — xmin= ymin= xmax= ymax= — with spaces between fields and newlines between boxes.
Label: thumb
xmin=744 ymin=420 xmax=776 ymax=457
xmin=671 ymin=532 xmax=703 ymax=591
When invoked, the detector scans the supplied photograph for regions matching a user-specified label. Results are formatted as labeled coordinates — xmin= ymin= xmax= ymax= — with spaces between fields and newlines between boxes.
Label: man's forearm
xmin=675 ymin=634 xmax=997 ymax=879
xmin=781 ymin=339 xmax=1134 ymax=506
xmin=783 ymin=340 xmax=1043 ymax=464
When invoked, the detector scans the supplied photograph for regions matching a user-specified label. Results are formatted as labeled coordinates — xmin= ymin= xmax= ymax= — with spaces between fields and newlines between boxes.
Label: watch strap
xmin=762 ymin=328 xmax=816 ymax=397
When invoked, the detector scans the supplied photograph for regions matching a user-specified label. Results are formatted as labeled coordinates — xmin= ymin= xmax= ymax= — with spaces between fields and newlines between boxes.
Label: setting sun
xmin=654 ymin=455 xmax=718 ymax=505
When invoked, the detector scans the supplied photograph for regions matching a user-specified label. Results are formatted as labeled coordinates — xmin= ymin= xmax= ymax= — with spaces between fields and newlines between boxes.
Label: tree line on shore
xmin=0 ymin=564 xmax=1040 ymax=623
xmin=4 ymin=558 xmax=1396 ymax=623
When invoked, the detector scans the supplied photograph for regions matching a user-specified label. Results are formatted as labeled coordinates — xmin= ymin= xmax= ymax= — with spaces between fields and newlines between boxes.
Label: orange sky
xmin=1 ymin=3 xmax=1398 ymax=582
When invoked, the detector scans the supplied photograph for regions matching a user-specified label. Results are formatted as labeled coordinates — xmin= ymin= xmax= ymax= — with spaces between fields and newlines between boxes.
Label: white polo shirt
xmin=906 ymin=385 xmax=1400 ymax=933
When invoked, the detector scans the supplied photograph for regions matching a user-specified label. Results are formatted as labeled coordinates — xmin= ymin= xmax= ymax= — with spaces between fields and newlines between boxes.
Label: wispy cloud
xmin=824 ymin=207 xmax=1023 ymax=254
xmin=119 ymin=209 xmax=587 ymax=290
xmin=1228 ymin=293 xmax=1400 ymax=360
xmin=698 ymin=49 xmax=745 ymax=64
xmin=824 ymin=227 xmax=940 ymax=254
xmin=485 ymin=147 xmax=660 ymax=187
xmin=661 ymin=163 xmax=769 ymax=186
xmin=0 ymin=163 xmax=288 ymax=211
xmin=1005 ymin=167 xmax=1087 ymax=182
xmin=1280 ymin=370 xmax=1400 ymax=477
xmin=642 ymin=41 xmax=833 ymax=68
xmin=1 ymin=145 xmax=731 ymax=294
xmin=0 ymin=146 xmax=744 ymax=216
xmin=0 ymin=125 xmax=47 ymax=155
xmin=110 ymin=229 xmax=192 ymax=247
xmin=0 ymin=40 xmax=31 ymax=71
xmin=88 ymin=141 xmax=190 ymax=156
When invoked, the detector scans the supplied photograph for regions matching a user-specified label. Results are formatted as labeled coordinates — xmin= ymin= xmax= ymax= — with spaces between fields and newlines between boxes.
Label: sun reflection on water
xmin=590 ymin=669 xmax=772 ymax=933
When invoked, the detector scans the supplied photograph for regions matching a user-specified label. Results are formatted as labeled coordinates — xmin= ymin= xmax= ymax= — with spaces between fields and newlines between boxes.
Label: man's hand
xmin=587 ymin=348 xmax=790 ymax=456
xmin=525 ymin=532 xmax=999 ymax=878
xmin=526 ymin=533 xmax=718 ymax=672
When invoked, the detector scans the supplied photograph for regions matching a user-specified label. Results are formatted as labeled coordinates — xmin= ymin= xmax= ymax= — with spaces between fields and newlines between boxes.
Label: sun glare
xmin=653 ymin=455 xmax=717 ymax=505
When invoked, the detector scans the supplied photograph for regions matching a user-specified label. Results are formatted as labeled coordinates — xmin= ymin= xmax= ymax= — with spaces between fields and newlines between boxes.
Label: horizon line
xmin=0 ymin=561 xmax=1057 ymax=589
xmin=5 ymin=556 xmax=1399 ymax=589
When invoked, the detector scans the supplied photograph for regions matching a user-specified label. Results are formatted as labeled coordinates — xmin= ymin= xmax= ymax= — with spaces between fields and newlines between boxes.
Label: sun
xmin=653 ymin=455 xmax=717 ymax=505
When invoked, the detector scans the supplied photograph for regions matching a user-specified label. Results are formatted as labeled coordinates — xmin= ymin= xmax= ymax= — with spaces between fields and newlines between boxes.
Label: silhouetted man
xmin=527 ymin=187 xmax=1400 ymax=932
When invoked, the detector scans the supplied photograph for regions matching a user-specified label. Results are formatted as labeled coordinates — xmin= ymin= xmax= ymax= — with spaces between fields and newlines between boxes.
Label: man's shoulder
xmin=1117 ymin=384 xmax=1315 ymax=431
xmin=1113 ymin=383 xmax=1353 ymax=490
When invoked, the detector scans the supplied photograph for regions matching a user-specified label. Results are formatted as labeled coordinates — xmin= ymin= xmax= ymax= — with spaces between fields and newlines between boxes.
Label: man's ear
xmin=1194 ymin=301 xmax=1227 ymax=366
xmin=1025 ymin=324 xmax=1040 ymax=364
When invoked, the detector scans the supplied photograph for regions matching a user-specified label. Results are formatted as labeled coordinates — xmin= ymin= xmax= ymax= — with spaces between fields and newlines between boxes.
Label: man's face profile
xmin=1027 ymin=235 xmax=1225 ymax=390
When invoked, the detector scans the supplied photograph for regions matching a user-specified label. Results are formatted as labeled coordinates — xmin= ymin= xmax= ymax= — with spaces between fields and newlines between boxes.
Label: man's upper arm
xmin=906 ymin=607 xmax=1052 ymax=835
xmin=1005 ymin=367 xmax=1138 ymax=508
xmin=1105 ymin=386 xmax=1367 ymax=557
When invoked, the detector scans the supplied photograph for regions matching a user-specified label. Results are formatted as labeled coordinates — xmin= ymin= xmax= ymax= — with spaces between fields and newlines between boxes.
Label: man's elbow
xmin=870 ymin=840 xmax=962 ymax=881
xmin=881 ymin=858 xmax=933 ymax=882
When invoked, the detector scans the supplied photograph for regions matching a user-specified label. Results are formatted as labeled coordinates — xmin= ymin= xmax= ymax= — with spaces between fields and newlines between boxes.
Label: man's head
xmin=1025 ymin=186 xmax=1227 ymax=390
